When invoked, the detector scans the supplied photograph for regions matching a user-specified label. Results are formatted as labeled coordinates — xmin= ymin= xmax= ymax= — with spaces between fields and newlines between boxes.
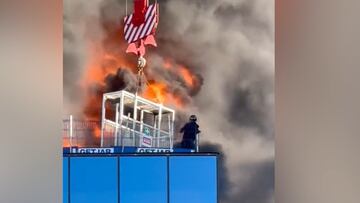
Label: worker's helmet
xmin=189 ymin=115 xmax=197 ymax=122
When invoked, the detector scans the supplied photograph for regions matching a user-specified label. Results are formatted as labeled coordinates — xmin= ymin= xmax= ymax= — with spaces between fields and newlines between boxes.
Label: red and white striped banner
xmin=124 ymin=3 xmax=158 ymax=44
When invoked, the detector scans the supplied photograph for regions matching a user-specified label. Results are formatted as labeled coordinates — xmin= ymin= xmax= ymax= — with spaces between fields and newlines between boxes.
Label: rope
xmin=126 ymin=0 xmax=128 ymax=15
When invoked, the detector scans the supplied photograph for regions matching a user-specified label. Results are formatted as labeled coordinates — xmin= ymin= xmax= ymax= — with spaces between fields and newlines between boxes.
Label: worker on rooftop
xmin=180 ymin=115 xmax=201 ymax=150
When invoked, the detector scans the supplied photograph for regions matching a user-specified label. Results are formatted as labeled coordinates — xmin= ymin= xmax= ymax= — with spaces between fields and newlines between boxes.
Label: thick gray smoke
xmin=64 ymin=0 xmax=274 ymax=203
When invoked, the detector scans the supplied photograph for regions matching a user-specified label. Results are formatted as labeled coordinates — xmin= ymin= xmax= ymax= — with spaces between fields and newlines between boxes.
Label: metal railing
xmin=63 ymin=115 xmax=173 ymax=150
xmin=63 ymin=116 xmax=200 ymax=152
xmin=101 ymin=117 xmax=173 ymax=149
xmin=63 ymin=116 xmax=101 ymax=147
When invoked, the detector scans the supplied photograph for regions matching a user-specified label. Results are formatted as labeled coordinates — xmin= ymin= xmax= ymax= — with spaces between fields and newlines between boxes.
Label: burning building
xmin=64 ymin=0 xmax=274 ymax=203
xmin=63 ymin=1 xmax=218 ymax=203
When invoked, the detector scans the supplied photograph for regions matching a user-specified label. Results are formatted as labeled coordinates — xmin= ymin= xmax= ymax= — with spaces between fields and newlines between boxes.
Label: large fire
xmin=82 ymin=48 xmax=192 ymax=107
xmin=63 ymin=24 xmax=200 ymax=147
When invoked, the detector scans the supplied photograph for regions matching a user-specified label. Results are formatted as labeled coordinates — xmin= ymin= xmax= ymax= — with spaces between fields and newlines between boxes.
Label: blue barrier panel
xmin=70 ymin=157 xmax=118 ymax=203
xmin=63 ymin=157 xmax=68 ymax=203
xmin=119 ymin=156 xmax=167 ymax=203
xmin=169 ymin=156 xmax=217 ymax=203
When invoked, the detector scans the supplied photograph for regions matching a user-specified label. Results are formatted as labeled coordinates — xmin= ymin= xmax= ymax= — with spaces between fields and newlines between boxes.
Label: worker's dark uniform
xmin=180 ymin=121 xmax=200 ymax=149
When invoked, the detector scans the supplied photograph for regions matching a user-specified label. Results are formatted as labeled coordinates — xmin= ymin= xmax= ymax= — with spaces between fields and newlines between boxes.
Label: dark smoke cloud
xmin=104 ymin=68 xmax=137 ymax=92
xmin=199 ymin=142 xmax=232 ymax=202
xmin=64 ymin=0 xmax=274 ymax=203
xmin=63 ymin=0 xmax=105 ymax=116
xmin=200 ymin=142 xmax=274 ymax=203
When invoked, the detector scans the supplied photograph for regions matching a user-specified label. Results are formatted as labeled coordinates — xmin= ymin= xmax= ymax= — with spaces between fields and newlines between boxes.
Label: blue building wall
xmin=63 ymin=157 xmax=68 ymax=203
xmin=169 ymin=156 xmax=217 ymax=203
xmin=70 ymin=157 xmax=118 ymax=203
xmin=63 ymin=154 xmax=217 ymax=203
xmin=120 ymin=157 xmax=168 ymax=203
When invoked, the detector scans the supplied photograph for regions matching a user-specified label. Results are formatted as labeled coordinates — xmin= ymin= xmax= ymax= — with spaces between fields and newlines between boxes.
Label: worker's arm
xmin=180 ymin=124 xmax=186 ymax=133
xmin=196 ymin=123 xmax=201 ymax=133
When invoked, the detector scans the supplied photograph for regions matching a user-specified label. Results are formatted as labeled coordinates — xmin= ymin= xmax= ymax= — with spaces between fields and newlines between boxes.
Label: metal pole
xmin=196 ymin=133 xmax=199 ymax=152
xmin=119 ymin=93 xmax=124 ymax=147
xmin=171 ymin=112 xmax=175 ymax=150
xmin=140 ymin=110 xmax=144 ymax=147
xmin=100 ymin=95 xmax=106 ymax=147
xmin=69 ymin=115 xmax=73 ymax=148
xmin=167 ymin=114 xmax=171 ymax=149
xmin=114 ymin=103 xmax=120 ymax=146
xmin=122 ymin=112 xmax=131 ymax=152
xmin=133 ymin=94 xmax=138 ymax=146
xmin=153 ymin=115 xmax=157 ymax=138
xmin=157 ymin=106 xmax=162 ymax=147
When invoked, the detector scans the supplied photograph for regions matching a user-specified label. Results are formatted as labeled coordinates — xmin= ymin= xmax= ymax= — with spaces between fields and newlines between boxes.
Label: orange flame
xmin=63 ymin=137 xmax=71 ymax=148
xmin=142 ymin=83 xmax=167 ymax=103
xmin=93 ymin=125 xmax=101 ymax=138
xmin=82 ymin=48 xmax=136 ymax=88
xmin=179 ymin=66 xmax=195 ymax=87
xmin=64 ymin=26 xmax=199 ymax=147
xmin=142 ymin=82 xmax=185 ymax=107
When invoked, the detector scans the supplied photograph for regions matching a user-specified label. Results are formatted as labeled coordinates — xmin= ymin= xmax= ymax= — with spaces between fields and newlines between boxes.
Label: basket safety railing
xmin=63 ymin=115 xmax=173 ymax=150
xmin=63 ymin=115 xmax=101 ymax=148
xmin=101 ymin=116 xmax=173 ymax=149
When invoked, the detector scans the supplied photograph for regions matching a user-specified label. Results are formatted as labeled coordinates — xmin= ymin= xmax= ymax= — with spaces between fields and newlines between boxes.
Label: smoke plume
xmin=64 ymin=0 xmax=274 ymax=202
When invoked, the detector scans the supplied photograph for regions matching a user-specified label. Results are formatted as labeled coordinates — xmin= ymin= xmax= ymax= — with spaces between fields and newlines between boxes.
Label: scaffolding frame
xmin=100 ymin=90 xmax=175 ymax=150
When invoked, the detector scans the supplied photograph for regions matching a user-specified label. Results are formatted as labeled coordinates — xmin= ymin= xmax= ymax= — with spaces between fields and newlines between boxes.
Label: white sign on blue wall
xmin=71 ymin=148 xmax=114 ymax=154
xmin=136 ymin=148 xmax=173 ymax=153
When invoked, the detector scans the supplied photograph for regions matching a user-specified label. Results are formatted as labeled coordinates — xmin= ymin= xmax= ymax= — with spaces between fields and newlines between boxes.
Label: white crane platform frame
xmin=100 ymin=90 xmax=175 ymax=150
